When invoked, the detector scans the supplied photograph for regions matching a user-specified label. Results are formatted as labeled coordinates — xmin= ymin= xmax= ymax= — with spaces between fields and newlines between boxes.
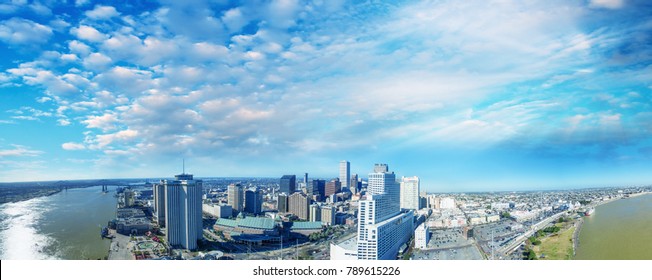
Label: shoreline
xmin=571 ymin=191 xmax=651 ymax=258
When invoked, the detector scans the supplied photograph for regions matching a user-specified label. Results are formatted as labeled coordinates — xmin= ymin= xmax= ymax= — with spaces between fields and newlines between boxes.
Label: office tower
xmin=304 ymin=173 xmax=308 ymax=186
xmin=245 ymin=188 xmax=263 ymax=215
xmin=164 ymin=172 xmax=203 ymax=250
xmin=153 ymin=184 xmax=166 ymax=227
xmin=310 ymin=204 xmax=321 ymax=222
xmin=400 ymin=176 xmax=420 ymax=211
xmin=310 ymin=179 xmax=326 ymax=202
xmin=321 ymin=205 xmax=336 ymax=226
xmin=277 ymin=193 xmax=289 ymax=213
xmin=415 ymin=223 xmax=429 ymax=249
xmin=228 ymin=183 xmax=244 ymax=213
xmin=325 ymin=178 xmax=341 ymax=198
xmin=357 ymin=164 xmax=414 ymax=260
xmin=339 ymin=160 xmax=350 ymax=190
xmin=124 ymin=189 xmax=136 ymax=207
xmin=350 ymin=174 xmax=359 ymax=194
xmin=289 ymin=192 xmax=311 ymax=220
xmin=280 ymin=175 xmax=296 ymax=194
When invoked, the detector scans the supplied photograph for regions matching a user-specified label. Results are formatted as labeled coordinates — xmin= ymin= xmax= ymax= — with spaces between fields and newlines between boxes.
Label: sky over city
xmin=1 ymin=0 xmax=651 ymax=191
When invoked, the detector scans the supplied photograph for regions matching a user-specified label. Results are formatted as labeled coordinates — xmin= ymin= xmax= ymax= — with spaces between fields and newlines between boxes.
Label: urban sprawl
xmin=104 ymin=161 xmax=651 ymax=260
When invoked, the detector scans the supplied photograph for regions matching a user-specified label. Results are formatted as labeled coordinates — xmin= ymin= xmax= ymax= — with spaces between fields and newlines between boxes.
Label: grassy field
xmin=533 ymin=225 xmax=575 ymax=260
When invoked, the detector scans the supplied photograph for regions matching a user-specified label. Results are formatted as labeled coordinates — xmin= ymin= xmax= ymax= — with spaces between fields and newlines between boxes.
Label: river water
xmin=0 ymin=185 xmax=116 ymax=260
xmin=574 ymin=193 xmax=652 ymax=260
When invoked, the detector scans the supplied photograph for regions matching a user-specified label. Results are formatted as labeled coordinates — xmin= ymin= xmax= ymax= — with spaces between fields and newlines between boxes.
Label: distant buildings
xmin=325 ymin=178 xmax=341 ymax=198
xmin=400 ymin=176 xmax=420 ymax=211
xmin=309 ymin=204 xmax=321 ymax=222
xmin=163 ymin=173 xmax=203 ymax=250
xmin=357 ymin=164 xmax=414 ymax=260
xmin=280 ymin=175 xmax=296 ymax=194
xmin=350 ymin=174 xmax=359 ymax=194
xmin=339 ymin=160 xmax=350 ymax=190
xmin=244 ymin=188 xmax=263 ymax=215
xmin=289 ymin=192 xmax=311 ymax=220
xmin=440 ymin=197 xmax=456 ymax=209
xmin=310 ymin=179 xmax=326 ymax=201
xmin=228 ymin=183 xmax=244 ymax=213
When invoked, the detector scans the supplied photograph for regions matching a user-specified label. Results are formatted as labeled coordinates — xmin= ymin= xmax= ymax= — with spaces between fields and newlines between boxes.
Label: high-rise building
xmin=357 ymin=164 xmax=414 ymax=260
xmin=245 ymin=188 xmax=263 ymax=215
xmin=309 ymin=204 xmax=321 ymax=222
xmin=153 ymin=184 xmax=166 ymax=227
xmin=321 ymin=205 xmax=336 ymax=226
xmin=400 ymin=176 xmax=420 ymax=211
xmin=289 ymin=192 xmax=311 ymax=220
xmin=277 ymin=193 xmax=289 ymax=213
xmin=163 ymin=172 xmax=203 ymax=250
xmin=280 ymin=175 xmax=296 ymax=194
xmin=350 ymin=174 xmax=359 ymax=194
xmin=325 ymin=178 xmax=341 ymax=198
xmin=304 ymin=173 xmax=308 ymax=186
xmin=228 ymin=183 xmax=244 ymax=213
xmin=310 ymin=179 xmax=326 ymax=201
xmin=339 ymin=160 xmax=350 ymax=190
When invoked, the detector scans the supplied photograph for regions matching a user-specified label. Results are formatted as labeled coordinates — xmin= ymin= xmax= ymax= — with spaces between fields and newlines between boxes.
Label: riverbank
xmin=574 ymin=192 xmax=652 ymax=259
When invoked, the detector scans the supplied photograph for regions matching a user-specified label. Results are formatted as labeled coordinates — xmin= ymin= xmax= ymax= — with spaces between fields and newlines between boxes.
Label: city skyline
xmin=1 ymin=1 xmax=652 ymax=191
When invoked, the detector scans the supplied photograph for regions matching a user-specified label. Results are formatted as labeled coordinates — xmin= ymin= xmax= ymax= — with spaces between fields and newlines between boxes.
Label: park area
xmin=532 ymin=224 xmax=575 ymax=260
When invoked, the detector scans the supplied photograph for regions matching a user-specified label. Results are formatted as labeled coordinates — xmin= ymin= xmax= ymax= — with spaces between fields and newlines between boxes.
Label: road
xmin=499 ymin=211 xmax=567 ymax=255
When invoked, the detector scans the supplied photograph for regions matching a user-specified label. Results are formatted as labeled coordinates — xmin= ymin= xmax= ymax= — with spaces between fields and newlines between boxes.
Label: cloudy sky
xmin=0 ymin=0 xmax=651 ymax=191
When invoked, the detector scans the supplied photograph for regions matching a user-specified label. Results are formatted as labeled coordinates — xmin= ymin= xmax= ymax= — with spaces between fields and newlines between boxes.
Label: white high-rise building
xmin=440 ymin=197 xmax=456 ymax=209
xmin=357 ymin=164 xmax=414 ymax=260
xmin=414 ymin=223 xmax=429 ymax=249
xmin=400 ymin=176 xmax=420 ymax=211
xmin=153 ymin=183 xmax=166 ymax=227
xmin=164 ymin=173 xmax=203 ymax=250
xmin=339 ymin=160 xmax=350 ymax=190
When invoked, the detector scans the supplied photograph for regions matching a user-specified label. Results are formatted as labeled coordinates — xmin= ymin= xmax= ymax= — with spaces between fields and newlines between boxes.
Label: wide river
xmin=0 ymin=185 xmax=116 ymax=260
xmin=575 ymin=193 xmax=652 ymax=260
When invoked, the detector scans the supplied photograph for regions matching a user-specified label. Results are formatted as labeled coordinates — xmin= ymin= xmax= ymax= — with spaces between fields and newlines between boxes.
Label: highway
xmin=499 ymin=211 xmax=568 ymax=255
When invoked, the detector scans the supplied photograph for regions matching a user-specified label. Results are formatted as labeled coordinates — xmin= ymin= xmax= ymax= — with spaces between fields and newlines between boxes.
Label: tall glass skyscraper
xmin=280 ymin=175 xmax=296 ymax=194
xmin=163 ymin=172 xmax=203 ymax=250
xmin=339 ymin=160 xmax=350 ymax=190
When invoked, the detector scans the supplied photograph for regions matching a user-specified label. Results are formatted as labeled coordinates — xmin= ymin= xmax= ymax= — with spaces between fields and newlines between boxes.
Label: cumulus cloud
xmin=70 ymin=25 xmax=106 ymax=42
xmin=62 ymin=142 xmax=86 ymax=150
xmin=85 ymin=5 xmax=120 ymax=20
xmin=0 ymin=18 xmax=53 ymax=45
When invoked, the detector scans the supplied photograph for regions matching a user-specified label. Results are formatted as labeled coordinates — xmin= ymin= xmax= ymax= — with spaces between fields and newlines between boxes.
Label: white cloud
xmin=589 ymin=0 xmax=624 ymax=9
xmin=93 ymin=129 xmax=139 ymax=148
xmin=82 ymin=52 xmax=112 ymax=70
xmin=0 ymin=18 xmax=53 ymax=45
xmin=62 ymin=142 xmax=86 ymax=150
xmin=70 ymin=25 xmax=106 ymax=42
xmin=82 ymin=113 xmax=118 ymax=131
xmin=75 ymin=0 xmax=90 ymax=7
xmin=85 ymin=5 xmax=120 ymax=20
xmin=0 ymin=145 xmax=43 ymax=157
xmin=68 ymin=40 xmax=92 ymax=55
xmin=222 ymin=8 xmax=248 ymax=32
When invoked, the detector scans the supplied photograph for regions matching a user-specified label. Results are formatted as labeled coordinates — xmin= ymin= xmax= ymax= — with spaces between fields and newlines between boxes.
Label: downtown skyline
xmin=1 ymin=0 xmax=652 ymax=192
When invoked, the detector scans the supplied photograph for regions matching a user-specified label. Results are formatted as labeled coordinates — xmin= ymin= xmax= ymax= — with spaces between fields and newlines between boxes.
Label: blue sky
xmin=1 ymin=0 xmax=651 ymax=192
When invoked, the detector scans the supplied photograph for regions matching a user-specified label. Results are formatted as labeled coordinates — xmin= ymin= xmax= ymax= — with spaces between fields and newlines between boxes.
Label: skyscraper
xmin=310 ymin=179 xmax=326 ymax=201
xmin=280 ymin=175 xmax=296 ymax=194
xmin=339 ymin=160 xmax=350 ymax=190
xmin=325 ymin=178 xmax=341 ymax=198
xmin=350 ymin=174 xmax=359 ymax=194
xmin=289 ymin=192 xmax=311 ymax=220
xmin=164 ymin=172 xmax=203 ymax=250
xmin=400 ymin=176 xmax=420 ymax=211
xmin=309 ymin=204 xmax=321 ymax=222
xmin=228 ymin=183 xmax=244 ymax=213
xmin=277 ymin=193 xmax=289 ymax=213
xmin=244 ymin=188 xmax=263 ymax=215
xmin=357 ymin=164 xmax=414 ymax=260
xmin=153 ymin=183 xmax=166 ymax=227
xmin=321 ymin=205 xmax=336 ymax=226
xmin=304 ymin=173 xmax=308 ymax=186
